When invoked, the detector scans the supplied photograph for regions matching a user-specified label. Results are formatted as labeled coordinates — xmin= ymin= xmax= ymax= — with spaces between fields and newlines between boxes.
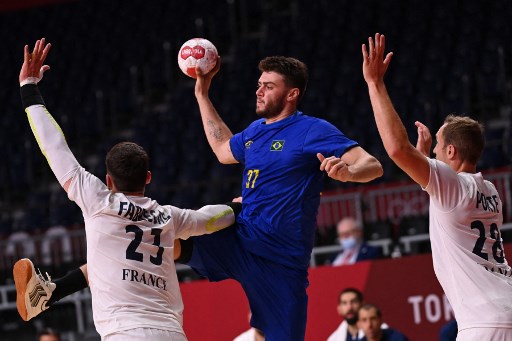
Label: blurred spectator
xmin=41 ymin=225 xmax=73 ymax=266
xmin=327 ymin=287 xmax=365 ymax=340
xmin=332 ymin=217 xmax=382 ymax=266
xmin=38 ymin=328 xmax=61 ymax=341
xmin=358 ymin=303 xmax=408 ymax=341
xmin=5 ymin=230 xmax=36 ymax=260
xmin=327 ymin=288 xmax=389 ymax=341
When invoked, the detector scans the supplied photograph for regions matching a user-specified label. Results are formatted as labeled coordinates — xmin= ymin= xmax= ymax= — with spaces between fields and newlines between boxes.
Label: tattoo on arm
xmin=207 ymin=119 xmax=224 ymax=142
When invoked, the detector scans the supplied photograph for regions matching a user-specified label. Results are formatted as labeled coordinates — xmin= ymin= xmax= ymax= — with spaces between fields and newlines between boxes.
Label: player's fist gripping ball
xmin=177 ymin=38 xmax=218 ymax=79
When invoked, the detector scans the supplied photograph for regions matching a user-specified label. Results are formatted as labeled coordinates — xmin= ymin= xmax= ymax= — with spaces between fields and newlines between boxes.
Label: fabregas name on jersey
xmin=118 ymin=201 xmax=171 ymax=223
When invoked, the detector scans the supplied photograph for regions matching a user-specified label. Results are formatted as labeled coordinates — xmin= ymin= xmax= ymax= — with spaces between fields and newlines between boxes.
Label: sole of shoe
xmin=13 ymin=258 xmax=32 ymax=321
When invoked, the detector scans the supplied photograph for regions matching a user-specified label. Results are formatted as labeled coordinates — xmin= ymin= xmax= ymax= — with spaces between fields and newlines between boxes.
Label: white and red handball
xmin=177 ymin=38 xmax=218 ymax=79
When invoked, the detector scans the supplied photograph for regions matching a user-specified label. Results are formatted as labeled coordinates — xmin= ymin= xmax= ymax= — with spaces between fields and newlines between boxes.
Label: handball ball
xmin=177 ymin=38 xmax=218 ymax=79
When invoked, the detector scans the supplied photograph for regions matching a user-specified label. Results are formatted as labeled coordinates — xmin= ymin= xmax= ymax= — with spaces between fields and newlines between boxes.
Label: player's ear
xmin=146 ymin=171 xmax=152 ymax=185
xmin=287 ymin=88 xmax=299 ymax=102
xmin=447 ymin=144 xmax=456 ymax=159
xmin=336 ymin=303 xmax=344 ymax=316
xmin=106 ymin=174 xmax=113 ymax=190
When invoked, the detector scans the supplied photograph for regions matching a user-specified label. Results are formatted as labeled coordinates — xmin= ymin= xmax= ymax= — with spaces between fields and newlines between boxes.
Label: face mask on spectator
xmin=339 ymin=236 xmax=357 ymax=250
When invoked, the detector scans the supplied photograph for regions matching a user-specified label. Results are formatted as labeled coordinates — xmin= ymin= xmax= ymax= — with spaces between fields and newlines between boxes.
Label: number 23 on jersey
xmin=125 ymin=225 xmax=164 ymax=265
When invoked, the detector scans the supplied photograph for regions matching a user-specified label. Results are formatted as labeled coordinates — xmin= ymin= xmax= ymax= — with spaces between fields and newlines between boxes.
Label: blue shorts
xmin=186 ymin=226 xmax=309 ymax=341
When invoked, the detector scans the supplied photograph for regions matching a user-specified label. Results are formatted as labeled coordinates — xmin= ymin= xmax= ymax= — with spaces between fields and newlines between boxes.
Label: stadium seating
xmin=0 ymin=0 xmax=511 ymax=337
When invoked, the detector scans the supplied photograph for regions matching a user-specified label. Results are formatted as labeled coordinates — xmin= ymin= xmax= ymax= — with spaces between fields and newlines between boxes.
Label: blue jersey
xmin=230 ymin=111 xmax=358 ymax=269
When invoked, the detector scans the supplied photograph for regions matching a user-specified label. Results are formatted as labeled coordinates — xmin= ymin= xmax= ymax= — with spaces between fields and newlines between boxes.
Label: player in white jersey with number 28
xmin=362 ymin=33 xmax=512 ymax=340
xmin=14 ymin=38 xmax=240 ymax=341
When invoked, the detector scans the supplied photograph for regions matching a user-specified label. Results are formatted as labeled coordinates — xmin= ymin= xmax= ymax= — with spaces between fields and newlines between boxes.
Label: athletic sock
xmin=48 ymin=268 xmax=88 ymax=305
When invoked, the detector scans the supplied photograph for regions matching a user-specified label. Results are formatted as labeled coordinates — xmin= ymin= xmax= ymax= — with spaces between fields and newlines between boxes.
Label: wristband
xmin=20 ymin=84 xmax=45 ymax=109
xmin=224 ymin=201 xmax=242 ymax=215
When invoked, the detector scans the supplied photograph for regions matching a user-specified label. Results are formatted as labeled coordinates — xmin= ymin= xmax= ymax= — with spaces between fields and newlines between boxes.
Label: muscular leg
xmin=241 ymin=255 xmax=308 ymax=341
xmin=183 ymin=227 xmax=309 ymax=340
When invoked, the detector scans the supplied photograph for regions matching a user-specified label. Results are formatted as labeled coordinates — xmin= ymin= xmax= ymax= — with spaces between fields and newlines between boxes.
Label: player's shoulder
xmin=245 ymin=118 xmax=266 ymax=130
xmin=297 ymin=111 xmax=320 ymax=122
xmin=429 ymin=159 xmax=457 ymax=178
xmin=297 ymin=111 xmax=337 ymax=128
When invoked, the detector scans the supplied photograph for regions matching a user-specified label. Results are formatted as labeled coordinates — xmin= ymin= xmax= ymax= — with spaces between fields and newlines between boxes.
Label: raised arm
xmin=194 ymin=58 xmax=238 ymax=164
xmin=20 ymin=38 xmax=80 ymax=192
xmin=362 ymin=33 xmax=430 ymax=188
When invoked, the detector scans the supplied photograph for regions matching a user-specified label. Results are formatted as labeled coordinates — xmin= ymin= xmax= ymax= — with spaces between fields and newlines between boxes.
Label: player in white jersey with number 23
xmin=14 ymin=38 xmax=240 ymax=340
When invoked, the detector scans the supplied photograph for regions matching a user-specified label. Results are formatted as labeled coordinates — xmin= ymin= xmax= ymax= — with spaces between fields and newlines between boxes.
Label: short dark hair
xmin=38 ymin=327 xmax=61 ymax=340
xmin=339 ymin=287 xmax=364 ymax=304
xmin=359 ymin=303 xmax=382 ymax=318
xmin=258 ymin=56 xmax=308 ymax=101
xmin=442 ymin=114 xmax=485 ymax=164
xmin=105 ymin=142 xmax=149 ymax=192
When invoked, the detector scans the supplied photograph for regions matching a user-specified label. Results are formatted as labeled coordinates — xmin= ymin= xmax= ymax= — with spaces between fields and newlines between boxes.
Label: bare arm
xmin=317 ymin=146 xmax=383 ymax=183
xmin=194 ymin=58 xmax=238 ymax=164
xmin=362 ymin=33 xmax=430 ymax=188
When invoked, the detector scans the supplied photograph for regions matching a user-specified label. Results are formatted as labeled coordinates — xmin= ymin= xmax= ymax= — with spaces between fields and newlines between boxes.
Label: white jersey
xmin=326 ymin=320 xmax=363 ymax=340
xmin=68 ymin=167 xmax=234 ymax=336
xmin=25 ymin=103 xmax=236 ymax=337
xmin=326 ymin=320 xmax=387 ymax=340
xmin=424 ymin=159 xmax=512 ymax=331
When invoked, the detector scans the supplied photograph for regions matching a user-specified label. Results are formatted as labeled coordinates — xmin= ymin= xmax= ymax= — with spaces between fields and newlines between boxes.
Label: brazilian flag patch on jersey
xmin=270 ymin=140 xmax=285 ymax=151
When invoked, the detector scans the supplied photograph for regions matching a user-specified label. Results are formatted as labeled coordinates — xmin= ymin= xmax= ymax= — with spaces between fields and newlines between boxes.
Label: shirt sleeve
xmin=66 ymin=167 xmax=111 ymax=218
xmin=25 ymin=103 xmax=81 ymax=188
xmin=230 ymin=131 xmax=246 ymax=164
xmin=303 ymin=119 xmax=359 ymax=157
xmin=170 ymin=204 xmax=236 ymax=239
xmin=423 ymin=158 xmax=466 ymax=211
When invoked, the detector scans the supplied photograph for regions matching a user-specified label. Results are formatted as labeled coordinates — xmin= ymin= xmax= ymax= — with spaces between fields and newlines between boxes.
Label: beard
xmin=345 ymin=314 xmax=358 ymax=326
xmin=256 ymin=98 xmax=286 ymax=119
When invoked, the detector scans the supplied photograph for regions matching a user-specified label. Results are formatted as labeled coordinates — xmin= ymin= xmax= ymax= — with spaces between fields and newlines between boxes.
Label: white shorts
xmin=104 ymin=328 xmax=188 ymax=341
xmin=457 ymin=327 xmax=512 ymax=341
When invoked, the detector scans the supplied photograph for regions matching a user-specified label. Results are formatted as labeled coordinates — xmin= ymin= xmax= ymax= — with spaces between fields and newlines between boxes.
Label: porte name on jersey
xmin=476 ymin=191 xmax=499 ymax=213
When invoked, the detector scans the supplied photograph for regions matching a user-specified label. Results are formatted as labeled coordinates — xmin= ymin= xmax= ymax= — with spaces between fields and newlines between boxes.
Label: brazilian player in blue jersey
xmin=183 ymin=56 xmax=384 ymax=340
xmin=14 ymin=55 xmax=383 ymax=340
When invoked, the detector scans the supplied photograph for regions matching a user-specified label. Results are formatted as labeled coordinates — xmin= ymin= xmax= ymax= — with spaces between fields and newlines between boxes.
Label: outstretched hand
xmin=20 ymin=38 xmax=51 ymax=85
xmin=362 ymin=33 xmax=393 ymax=85
xmin=194 ymin=56 xmax=221 ymax=97
xmin=415 ymin=121 xmax=432 ymax=157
